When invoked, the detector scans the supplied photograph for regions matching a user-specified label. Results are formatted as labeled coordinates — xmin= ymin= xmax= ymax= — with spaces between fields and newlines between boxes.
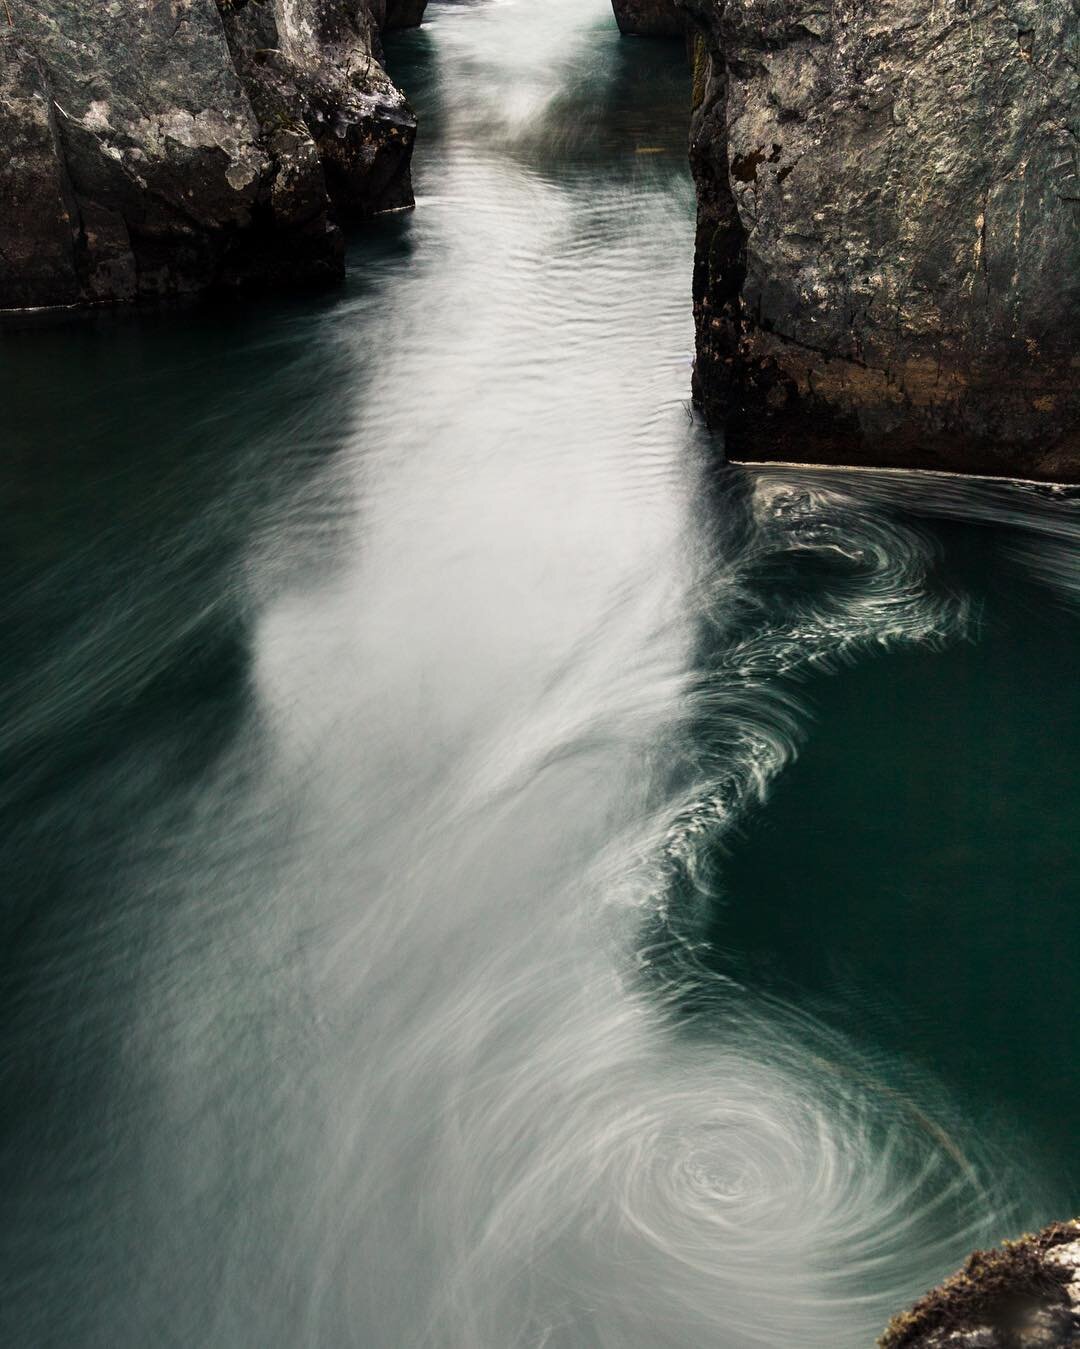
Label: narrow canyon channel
xmin=2 ymin=2 xmax=1079 ymax=1345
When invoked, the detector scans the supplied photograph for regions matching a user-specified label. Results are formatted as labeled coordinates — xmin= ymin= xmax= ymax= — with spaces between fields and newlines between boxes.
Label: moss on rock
xmin=880 ymin=1221 xmax=1080 ymax=1348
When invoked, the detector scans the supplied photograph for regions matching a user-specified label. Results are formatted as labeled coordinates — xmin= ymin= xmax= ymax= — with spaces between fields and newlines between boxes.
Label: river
xmin=2 ymin=1 xmax=1079 ymax=1345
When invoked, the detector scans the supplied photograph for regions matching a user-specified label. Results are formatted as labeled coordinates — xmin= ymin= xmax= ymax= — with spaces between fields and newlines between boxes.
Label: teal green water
xmin=2 ymin=3 xmax=1078 ymax=1346
xmin=707 ymin=505 xmax=1080 ymax=1193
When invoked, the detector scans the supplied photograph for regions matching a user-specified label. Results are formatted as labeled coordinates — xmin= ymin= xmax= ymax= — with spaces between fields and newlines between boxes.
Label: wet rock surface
xmin=611 ymin=0 xmax=685 ymax=37
xmin=0 ymin=44 xmax=82 ymax=308
xmin=0 ymin=0 xmax=426 ymax=309
xmin=679 ymin=0 xmax=1080 ymax=480
xmin=381 ymin=0 xmax=429 ymax=30
xmin=880 ymin=1221 xmax=1080 ymax=1348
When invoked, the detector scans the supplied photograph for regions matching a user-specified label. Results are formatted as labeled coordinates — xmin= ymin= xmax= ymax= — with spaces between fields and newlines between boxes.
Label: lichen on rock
xmin=0 ymin=0 xmax=428 ymax=309
xmin=678 ymin=0 xmax=1080 ymax=480
xmin=611 ymin=0 xmax=686 ymax=37
xmin=880 ymin=1221 xmax=1080 ymax=1347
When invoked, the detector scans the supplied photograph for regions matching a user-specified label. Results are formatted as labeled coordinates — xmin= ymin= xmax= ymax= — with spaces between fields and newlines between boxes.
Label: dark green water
xmin=2 ymin=3 xmax=1079 ymax=1346
xmin=706 ymin=503 xmax=1080 ymax=1186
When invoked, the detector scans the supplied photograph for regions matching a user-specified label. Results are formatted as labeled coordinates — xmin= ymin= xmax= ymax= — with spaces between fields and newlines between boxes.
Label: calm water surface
xmin=2 ymin=2 xmax=1079 ymax=1345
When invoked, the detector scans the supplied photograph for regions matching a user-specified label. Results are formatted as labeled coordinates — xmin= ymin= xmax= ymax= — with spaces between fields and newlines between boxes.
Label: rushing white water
xmin=3 ymin=2 xmax=1078 ymax=1347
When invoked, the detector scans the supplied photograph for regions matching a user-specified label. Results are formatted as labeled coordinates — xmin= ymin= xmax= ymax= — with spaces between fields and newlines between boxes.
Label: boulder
xmin=0 ymin=0 xmax=426 ymax=309
xmin=611 ymin=1 xmax=685 ymax=38
xmin=880 ymin=1221 xmax=1080 ymax=1348
xmin=680 ymin=0 xmax=1080 ymax=480
xmin=218 ymin=0 xmax=418 ymax=225
xmin=380 ymin=0 xmax=429 ymax=30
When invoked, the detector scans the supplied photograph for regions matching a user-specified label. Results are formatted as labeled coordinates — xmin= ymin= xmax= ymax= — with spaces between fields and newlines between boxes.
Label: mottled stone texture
xmin=681 ymin=0 xmax=1080 ymax=480
xmin=880 ymin=1221 xmax=1080 ymax=1348
xmin=0 ymin=44 xmax=81 ymax=308
xmin=611 ymin=1 xmax=686 ymax=38
xmin=0 ymin=0 xmax=427 ymax=309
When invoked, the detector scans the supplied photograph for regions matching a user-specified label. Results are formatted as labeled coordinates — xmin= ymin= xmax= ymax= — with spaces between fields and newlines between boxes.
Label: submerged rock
xmin=611 ymin=1 xmax=685 ymax=37
xmin=679 ymin=0 xmax=1080 ymax=480
xmin=0 ymin=0 xmax=427 ymax=310
xmin=880 ymin=1221 xmax=1080 ymax=1347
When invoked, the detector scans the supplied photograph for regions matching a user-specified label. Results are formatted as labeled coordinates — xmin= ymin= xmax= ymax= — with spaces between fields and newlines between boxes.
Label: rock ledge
xmin=611 ymin=1 xmax=685 ymax=37
xmin=0 ymin=0 xmax=427 ymax=310
xmin=881 ymin=1221 xmax=1080 ymax=1348
xmin=678 ymin=0 xmax=1080 ymax=481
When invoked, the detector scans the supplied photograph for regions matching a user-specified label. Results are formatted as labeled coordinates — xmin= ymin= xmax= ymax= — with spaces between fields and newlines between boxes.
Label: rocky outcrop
xmin=880 ymin=1221 xmax=1080 ymax=1347
xmin=611 ymin=1 xmax=685 ymax=37
xmin=0 ymin=0 xmax=426 ymax=310
xmin=381 ymin=0 xmax=429 ymax=29
xmin=680 ymin=0 xmax=1080 ymax=481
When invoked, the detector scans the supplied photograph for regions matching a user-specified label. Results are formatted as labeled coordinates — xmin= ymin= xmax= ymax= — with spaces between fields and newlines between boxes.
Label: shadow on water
xmin=0 ymin=293 xmax=380 ymax=1342
xmin=0 ymin=295 xmax=371 ymax=814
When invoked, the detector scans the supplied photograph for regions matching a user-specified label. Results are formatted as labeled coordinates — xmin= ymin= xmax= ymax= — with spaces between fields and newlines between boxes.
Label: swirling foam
xmin=409 ymin=989 xmax=1020 ymax=1349
xmin=643 ymin=473 xmax=969 ymax=924
xmin=388 ymin=472 xmax=1036 ymax=1348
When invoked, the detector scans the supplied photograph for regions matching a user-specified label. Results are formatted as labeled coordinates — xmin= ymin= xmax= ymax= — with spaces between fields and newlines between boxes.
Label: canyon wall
xmin=0 ymin=0 xmax=426 ymax=310
xmin=611 ymin=1 xmax=685 ymax=37
xmin=679 ymin=0 xmax=1080 ymax=480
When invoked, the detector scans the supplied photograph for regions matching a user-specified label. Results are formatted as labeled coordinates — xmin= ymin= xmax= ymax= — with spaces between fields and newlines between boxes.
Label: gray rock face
xmin=0 ymin=0 xmax=426 ymax=309
xmin=879 ymin=1221 xmax=1080 ymax=1348
xmin=611 ymin=1 xmax=686 ymax=38
xmin=680 ymin=0 xmax=1080 ymax=480
xmin=380 ymin=0 xmax=429 ymax=30
xmin=0 ymin=45 xmax=82 ymax=308
xmin=219 ymin=0 xmax=418 ymax=225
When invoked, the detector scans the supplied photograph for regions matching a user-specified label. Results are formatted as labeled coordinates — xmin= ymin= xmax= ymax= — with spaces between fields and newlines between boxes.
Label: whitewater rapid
xmin=3 ymin=3 xmax=1079 ymax=1346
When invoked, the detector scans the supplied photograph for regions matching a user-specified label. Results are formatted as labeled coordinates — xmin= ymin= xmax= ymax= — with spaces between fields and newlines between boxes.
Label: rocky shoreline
xmin=10 ymin=0 xmax=1076 ymax=478
xmin=611 ymin=0 xmax=685 ymax=37
xmin=661 ymin=0 xmax=1080 ymax=481
xmin=881 ymin=1221 xmax=1080 ymax=1348
xmin=0 ymin=0 xmax=426 ymax=310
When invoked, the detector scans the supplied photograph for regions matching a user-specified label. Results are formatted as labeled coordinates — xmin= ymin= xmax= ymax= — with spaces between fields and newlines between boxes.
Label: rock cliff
xmin=880 ymin=1220 xmax=1080 ymax=1347
xmin=611 ymin=0 xmax=685 ymax=37
xmin=679 ymin=0 xmax=1080 ymax=480
xmin=0 ymin=0 xmax=426 ymax=310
